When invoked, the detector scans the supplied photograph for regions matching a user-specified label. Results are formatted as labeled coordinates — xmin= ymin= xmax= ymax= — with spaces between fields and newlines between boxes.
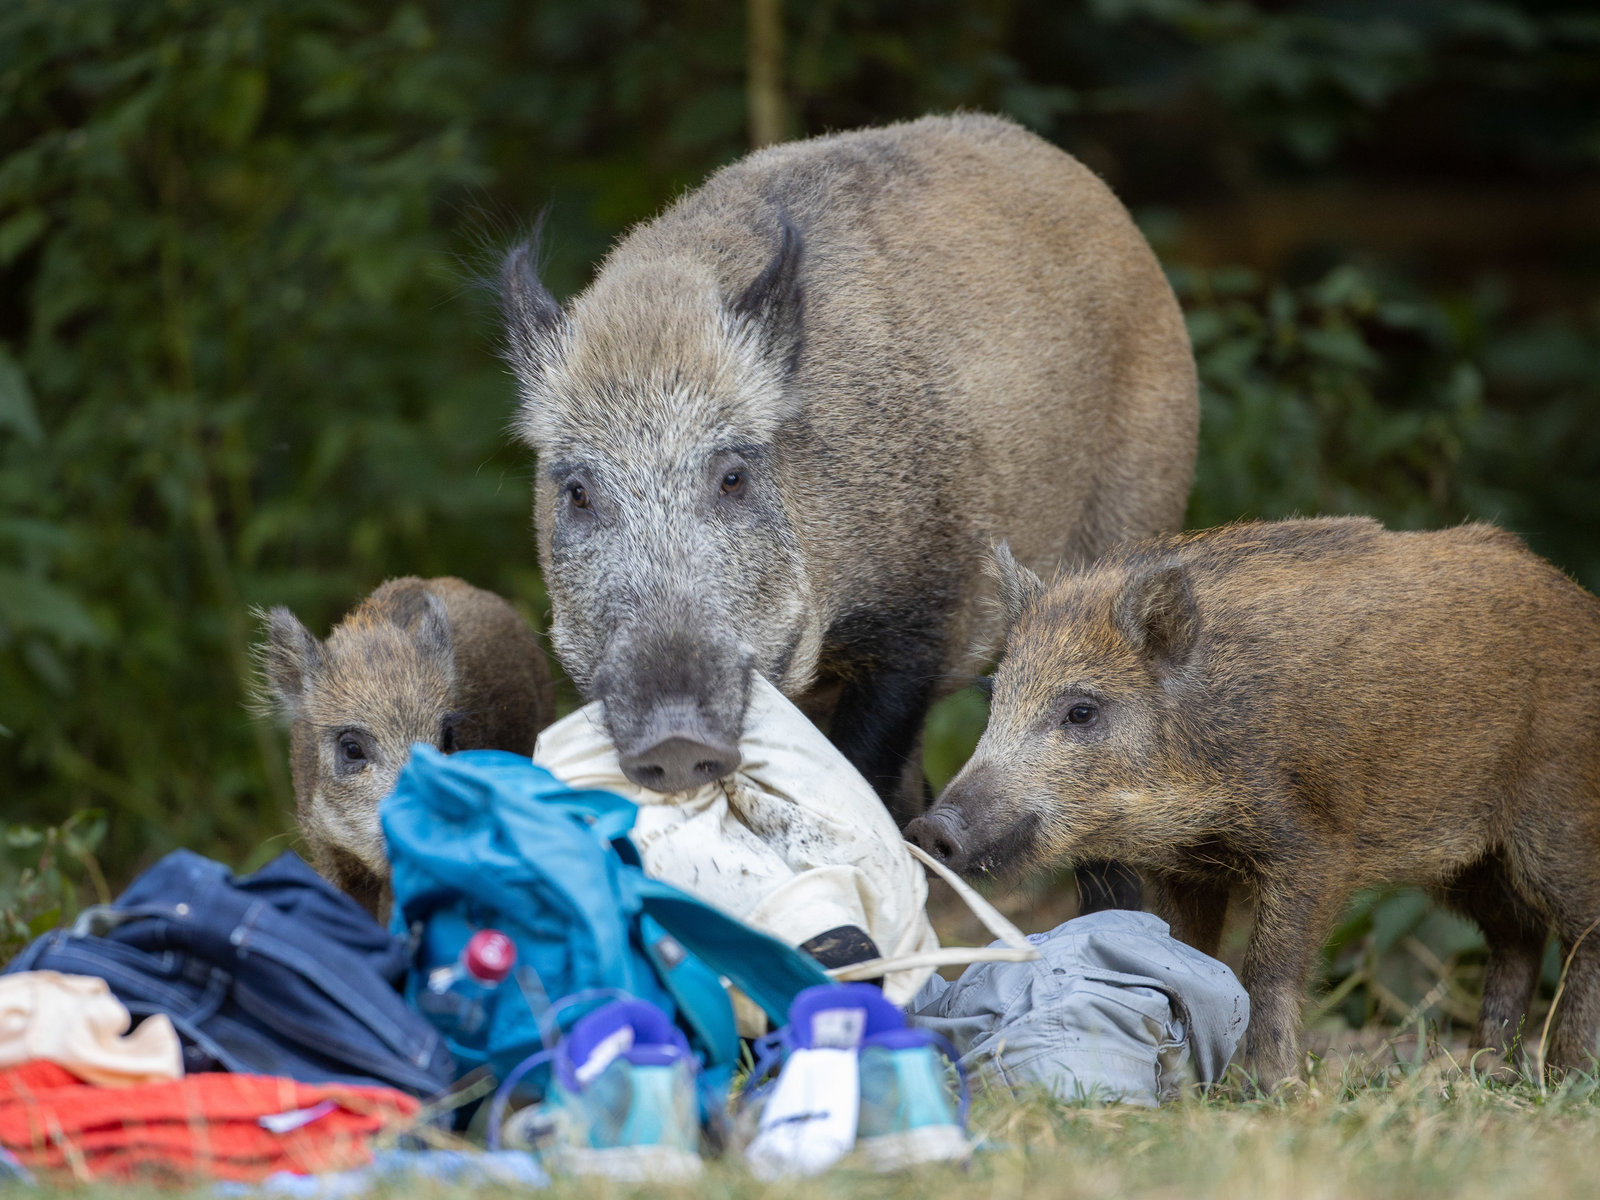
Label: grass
xmin=8 ymin=1036 xmax=1600 ymax=1199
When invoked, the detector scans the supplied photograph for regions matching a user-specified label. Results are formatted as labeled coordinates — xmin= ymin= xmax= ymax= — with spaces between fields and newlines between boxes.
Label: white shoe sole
xmin=854 ymin=1124 xmax=971 ymax=1172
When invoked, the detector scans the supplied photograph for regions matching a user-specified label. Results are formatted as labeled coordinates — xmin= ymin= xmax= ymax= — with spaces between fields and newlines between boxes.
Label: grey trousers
xmin=908 ymin=910 xmax=1249 ymax=1106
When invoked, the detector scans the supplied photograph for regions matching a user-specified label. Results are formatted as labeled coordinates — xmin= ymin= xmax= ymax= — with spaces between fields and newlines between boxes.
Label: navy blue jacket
xmin=6 ymin=849 xmax=453 ymax=1097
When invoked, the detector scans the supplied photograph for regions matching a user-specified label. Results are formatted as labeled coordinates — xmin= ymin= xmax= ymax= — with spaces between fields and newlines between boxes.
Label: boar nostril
xmin=620 ymin=734 xmax=740 ymax=794
xmin=905 ymin=814 xmax=966 ymax=871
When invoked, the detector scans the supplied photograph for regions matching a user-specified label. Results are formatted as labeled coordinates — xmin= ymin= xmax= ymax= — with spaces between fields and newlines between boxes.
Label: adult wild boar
xmin=259 ymin=576 xmax=553 ymax=916
xmin=500 ymin=114 xmax=1197 ymax=910
xmin=910 ymin=519 xmax=1600 ymax=1085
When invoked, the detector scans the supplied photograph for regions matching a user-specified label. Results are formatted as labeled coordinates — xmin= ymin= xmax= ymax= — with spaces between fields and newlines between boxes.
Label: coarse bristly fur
xmin=910 ymin=517 xmax=1600 ymax=1087
xmin=256 ymin=577 xmax=554 ymax=917
xmin=498 ymin=113 xmax=1198 ymax=859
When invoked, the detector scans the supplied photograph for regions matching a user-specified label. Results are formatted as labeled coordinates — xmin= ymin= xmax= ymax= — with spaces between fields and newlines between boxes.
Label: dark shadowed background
xmin=3 ymin=0 xmax=1597 ymax=1035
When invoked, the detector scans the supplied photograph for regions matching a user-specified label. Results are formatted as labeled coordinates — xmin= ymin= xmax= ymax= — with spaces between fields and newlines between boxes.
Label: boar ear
xmin=500 ymin=227 xmax=566 ymax=362
xmin=989 ymin=541 xmax=1046 ymax=629
xmin=731 ymin=214 xmax=805 ymax=372
xmin=258 ymin=606 xmax=323 ymax=720
xmin=1114 ymin=561 xmax=1199 ymax=668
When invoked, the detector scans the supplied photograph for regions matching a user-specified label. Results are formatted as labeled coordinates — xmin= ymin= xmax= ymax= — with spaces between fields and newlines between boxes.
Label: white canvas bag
xmin=532 ymin=674 xmax=1034 ymax=1013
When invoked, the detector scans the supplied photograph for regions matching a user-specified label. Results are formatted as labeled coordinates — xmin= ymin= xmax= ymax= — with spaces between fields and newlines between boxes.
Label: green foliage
xmin=0 ymin=811 xmax=108 ymax=961
xmin=1317 ymin=886 xmax=1514 ymax=1038
xmin=1182 ymin=263 xmax=1600 ymax=588
xmin=1081 ymin=0 xmax=1600 ymax=167
xmin=0 ymin=0 xmax=531 ymax=869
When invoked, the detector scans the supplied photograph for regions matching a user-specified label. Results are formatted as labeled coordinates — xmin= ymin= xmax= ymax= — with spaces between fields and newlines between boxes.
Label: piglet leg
xmin=1240 ymin=868 xmax=1339 ymax=1088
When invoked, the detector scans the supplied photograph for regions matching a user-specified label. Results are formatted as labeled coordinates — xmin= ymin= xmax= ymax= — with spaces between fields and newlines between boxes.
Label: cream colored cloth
xmin=0 ymin=971 xmax=183 ymax=1086
xmin=533 ymin=674 xmax=940 ymax=1007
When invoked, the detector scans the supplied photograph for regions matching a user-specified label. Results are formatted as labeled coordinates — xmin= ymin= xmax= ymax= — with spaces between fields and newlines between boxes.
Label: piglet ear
xmin=258 ymin=607 xmax=323 ymax=720
xmin=731 ymin=214 xmax=805 ymax=373
xmin=407 ymin=592 xmax=454 ymax=665
xmin=989 ymin=541 xmax=1046 ymax=630
xmin=1114 ymin=561 xmax=1199 ymax=667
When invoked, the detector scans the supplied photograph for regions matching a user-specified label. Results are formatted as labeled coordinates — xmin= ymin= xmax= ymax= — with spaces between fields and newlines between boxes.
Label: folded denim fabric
xmin=6 ymin=850 xmax=454 ymax=1097
xmin=907 ymin=910 xmax=1248 ymax=1106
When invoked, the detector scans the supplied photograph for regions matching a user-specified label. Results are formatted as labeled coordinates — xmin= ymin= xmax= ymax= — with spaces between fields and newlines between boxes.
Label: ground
xmin=12 ymin=1048 xmax=1600 ymax=1199
xmin=12 ymin=923 xmax=1600 ymax=1197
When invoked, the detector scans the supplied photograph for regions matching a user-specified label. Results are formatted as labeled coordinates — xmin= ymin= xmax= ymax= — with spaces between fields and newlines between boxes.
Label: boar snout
xmin=594 ymin=621 xmax=752 ymax=794
xmin=616 ymin=698 xmax=741 ymax=792
xmin=905 ymin=807 xmax=972 ymax=872
xmin=912 ymin=762 xmax=1047 ymax=878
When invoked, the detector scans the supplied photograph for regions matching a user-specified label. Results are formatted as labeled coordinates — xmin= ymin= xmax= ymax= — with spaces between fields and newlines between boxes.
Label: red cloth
xmin=0 ymin=1061 xmax=419 ymax=1183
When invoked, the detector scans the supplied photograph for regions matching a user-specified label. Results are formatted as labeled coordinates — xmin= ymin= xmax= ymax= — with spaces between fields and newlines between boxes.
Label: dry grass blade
xmin=1534 ymin=913 xmax=1600 ymax=1091
xmin=18 ymin=1058 xmax=1600 ymax=1200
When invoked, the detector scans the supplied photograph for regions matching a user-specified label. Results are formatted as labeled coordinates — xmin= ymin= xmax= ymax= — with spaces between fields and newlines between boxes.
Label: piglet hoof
xmin=1465 ymin=1045 xmax=1526 ymax=1086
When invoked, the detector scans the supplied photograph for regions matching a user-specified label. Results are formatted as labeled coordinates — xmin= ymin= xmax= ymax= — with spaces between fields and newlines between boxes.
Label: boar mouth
xmin=590 ymin=621 xmax=754 ymax=794
xmin=613 ymin=698 xmax=742 ymax=793
xmin=963 ymin=811 xmax=1046 ymax=879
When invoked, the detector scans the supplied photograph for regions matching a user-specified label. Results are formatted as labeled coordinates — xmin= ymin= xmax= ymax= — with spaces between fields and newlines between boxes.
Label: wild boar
xmin=259 ymin=576 xmax=553 ymax=916
xmin=499 ymin=113 xmax=1198 ymax=911
xmin=908 ymin=518 xmax=1600 ymax=1084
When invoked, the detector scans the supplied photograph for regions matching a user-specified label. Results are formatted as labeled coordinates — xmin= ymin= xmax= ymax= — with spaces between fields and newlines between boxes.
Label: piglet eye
xmin=340 ymin=738 xmax=366 ymax=762
xmin=720 ymin=470 xmax=744 ymax=496
xmin=1065 ymin=703 xmax=1098 ymax=727
xmin=567 ymin=482 xmax=589 ymax=509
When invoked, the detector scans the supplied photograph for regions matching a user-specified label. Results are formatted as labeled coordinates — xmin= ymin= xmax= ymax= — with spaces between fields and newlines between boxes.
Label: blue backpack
xmin=381 ymin=747 xmax=829 ymax=1085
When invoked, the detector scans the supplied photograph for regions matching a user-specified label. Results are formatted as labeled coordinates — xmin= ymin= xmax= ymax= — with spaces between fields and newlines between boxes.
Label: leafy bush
xmin=1183 ymin=263 xmax=1600 ymax=588
xmin=0 ymin=812 xmax=108 ymax=961
xmin=0 ymin=1 xmax=531 ymax=869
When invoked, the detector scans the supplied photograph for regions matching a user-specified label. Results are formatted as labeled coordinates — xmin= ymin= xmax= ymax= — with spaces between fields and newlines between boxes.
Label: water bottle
xmin=417 ymin=929 xmax=517 ymax=1045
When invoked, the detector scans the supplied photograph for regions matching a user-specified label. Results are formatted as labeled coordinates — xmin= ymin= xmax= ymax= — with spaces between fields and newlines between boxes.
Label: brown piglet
xmin=907 ymin=518 xmax=1600 ymax=1085
xmin=258 ymin=577 xmax=554 ymax=917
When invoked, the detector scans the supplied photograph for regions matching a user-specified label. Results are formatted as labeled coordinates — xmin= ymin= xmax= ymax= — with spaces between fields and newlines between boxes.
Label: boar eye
xmin=1064 ymin=702 xmax=1098 ymax=727
xmin=339 ymin=738 xmax=366 ymax=763
xmin=720 ymin=470 xmax=745 ymax=497
xmin=440 ymin=716 xmax=460 ymax=754
xmin=567 ymin=482 xmax=589 ymax=509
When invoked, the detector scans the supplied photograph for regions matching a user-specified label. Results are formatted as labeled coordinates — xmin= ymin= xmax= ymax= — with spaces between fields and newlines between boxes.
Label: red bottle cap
xmin=463 ymin=929 xmax=516 ymax=984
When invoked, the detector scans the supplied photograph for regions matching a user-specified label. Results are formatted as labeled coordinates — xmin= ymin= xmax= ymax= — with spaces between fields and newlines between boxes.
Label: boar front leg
xmin=1240 ymin=867 xmax=1340 ymax=1088
xmin=830 ymin=662 xmax=937 ymax=825
xmin=1075 ymin=860 xmax=1144 ymax=915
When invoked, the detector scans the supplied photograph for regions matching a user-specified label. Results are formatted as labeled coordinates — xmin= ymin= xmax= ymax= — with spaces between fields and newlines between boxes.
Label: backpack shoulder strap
xmin=632 ymin=876 xmax=829 ymax=1026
